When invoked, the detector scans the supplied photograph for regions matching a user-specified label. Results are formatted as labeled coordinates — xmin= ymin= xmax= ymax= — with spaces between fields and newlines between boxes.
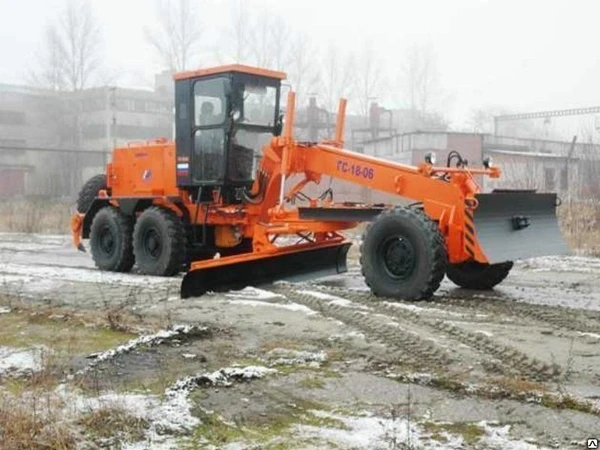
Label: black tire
xmin=90 ymin=206 xmax=135 ymax=272
xmin=360 ymin=207 xmax=447 ymax=300
xmin=133 ymin=206 xmax=186 ymax=276
xmin=76 ymin=174 xmax=107 ymax=214
xmin=446 ymin=261 xmax=513 ymax=290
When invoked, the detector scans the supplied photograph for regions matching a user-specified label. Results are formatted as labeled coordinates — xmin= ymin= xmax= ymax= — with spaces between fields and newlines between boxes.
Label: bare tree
xmin=354 ymin=44 xmax=383 ymax=118
xmin=398 ymin=43 xmax=452 ymax=131
xmin=146 ymin=0 xmax=203 ymax=72
xmin=469 ymin=107 xmax=509 ymax=134
xmin=227 ymin=0 xmax=250 ymax=63
xmin=60 ymin=0 xmax=102 ymax=91
xmin=244 ymin=10 xmax=291 ymax=70
xmin=402 ymin=43 xmax=441 ymax=115
xmin=493 ymin=156 xmax=545 ymax=191
xmin=285 ymin=34 xmax=320 ymax=108
xmin=268 ymin=16 xmax=292 ymax=71
xmin=319 ymin=45 xmax=355 ymax=112
xmin=36 ymin=26 xmax=68 ymax=91
xmin=248 ymin=12 xmax=272 ymax=68
xmin=34 ymin=0 xmax=101 ymax=92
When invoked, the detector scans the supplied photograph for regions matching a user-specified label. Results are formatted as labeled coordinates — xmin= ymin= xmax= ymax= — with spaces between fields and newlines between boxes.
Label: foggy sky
xmin=2 ymin=0 xmax=600 ymax=130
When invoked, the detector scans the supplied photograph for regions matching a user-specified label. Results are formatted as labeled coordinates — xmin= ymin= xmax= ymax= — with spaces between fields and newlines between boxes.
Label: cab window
xmin=194 ymin=78 xmax=227 ymax=126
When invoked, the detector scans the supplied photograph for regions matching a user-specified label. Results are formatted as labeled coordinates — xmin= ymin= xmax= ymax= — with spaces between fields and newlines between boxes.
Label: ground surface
xmin=1 ymin=232 xmax=600 ymax=449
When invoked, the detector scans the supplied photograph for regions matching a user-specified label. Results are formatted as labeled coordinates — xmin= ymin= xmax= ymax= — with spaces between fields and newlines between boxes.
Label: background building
xmin=0 ymin=77 xmax=173 ymax=198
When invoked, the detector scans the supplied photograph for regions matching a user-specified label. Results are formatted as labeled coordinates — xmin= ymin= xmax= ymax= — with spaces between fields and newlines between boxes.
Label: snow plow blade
xmin=181 ymin=241 xmax=351 ymax=298
xmin=473 ymin=191 xmax=570 ymax=263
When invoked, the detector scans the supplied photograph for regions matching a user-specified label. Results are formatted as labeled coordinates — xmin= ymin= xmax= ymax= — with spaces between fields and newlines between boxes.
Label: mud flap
xmin=180 ymin=242 xmax=351 ymax=298
xmin=473 ymin=191 xmax=570 ymax=263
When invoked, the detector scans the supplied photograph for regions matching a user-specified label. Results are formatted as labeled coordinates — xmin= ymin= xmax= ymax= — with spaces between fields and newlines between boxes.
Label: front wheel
xmin=360 ymin=207 xmax=447 ymax=300
xmin=446 ymin=261 xmax=513 ymax=290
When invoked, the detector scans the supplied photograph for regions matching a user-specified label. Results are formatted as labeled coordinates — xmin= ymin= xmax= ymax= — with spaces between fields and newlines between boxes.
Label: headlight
xmin=424 ymin=151 xmax=436 ymax=165
xmin=483 ymin=156 xmax=493 ymax=169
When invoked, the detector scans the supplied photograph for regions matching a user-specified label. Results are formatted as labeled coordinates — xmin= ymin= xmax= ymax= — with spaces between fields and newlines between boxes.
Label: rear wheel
xmin=76 ymin=174 xmax=107 ymax=214
xmin=446 ymin=261 xmax=513 ymax=290
xmin=360 ymin=207 xmax=447 ymax=300
xmin=90 ymin=206 xmax=135 ymax=272
xmin=133 ymin=207 xmax=186 ymax=276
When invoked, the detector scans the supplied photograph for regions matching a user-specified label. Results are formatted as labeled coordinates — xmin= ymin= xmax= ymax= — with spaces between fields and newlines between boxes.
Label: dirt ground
xmin=1 ymin=232 xmax=600 ymax=449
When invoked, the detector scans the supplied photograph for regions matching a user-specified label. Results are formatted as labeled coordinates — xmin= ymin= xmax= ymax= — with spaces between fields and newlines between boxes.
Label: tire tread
xmin=90 ymin=206 xmax=134 ymax=272
xmin=76 ymin=174 xmax=107 ymax=214
xmin=360 ymin=206 xmax=447 ymax=300
xmin=133 ymin=206 xmax=186 ymax=276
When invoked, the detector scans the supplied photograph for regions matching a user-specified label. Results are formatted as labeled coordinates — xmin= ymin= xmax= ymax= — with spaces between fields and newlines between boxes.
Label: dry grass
xmin=495 ymin=377 xmax=547 ymax=394
xmin=77 ymin=405 xmax=149 ymax=447
xmin=0 ymin=392 xmax=77 ymax=450
xmin=0 ymin=391 xmax=151 ymax=450
xmin=0 ymin=199 xmax=71 ymax=234
xmin=559 ymin=201 xmax=600 ymax=256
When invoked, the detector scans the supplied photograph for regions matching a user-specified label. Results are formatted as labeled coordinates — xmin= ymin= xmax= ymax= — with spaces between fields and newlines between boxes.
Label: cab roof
xmin=173 ymin=64 xmax=287 ymax=81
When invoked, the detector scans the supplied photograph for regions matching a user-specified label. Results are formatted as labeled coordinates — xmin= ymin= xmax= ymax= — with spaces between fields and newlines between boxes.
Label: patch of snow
xmin=579 ymin=332 xmax=600 ymax=339
xmin=227 ymin=299 xmax=315 ymax=315
xmin=266 ymin=348 xmax=328 ymax=367
xmin=297 ymin=289 xmax=370 ymax=310
xmin=296 ymin=289 xmax=341 ymax=301
xmin=520 ymin=255 xmax=600 ymax=274
xmin=0 ymin=346 xmax=46 ymax=375
xmin=383 ymin=301 xmax=467 ymax=318
xmin=329 ymin=330 xmax=366 ymax=341
xmin=477 ymin=421 xmax=552 ymax=450
xmin=225 ymin=286 xmax=285 ymax=300
xmin=296 ymin=410 xmax=430 ymax=449
xmin=0 ymin=262 xmax=174 ymax=288
xmin=60 ymin=386 xmax=200 ymax=445
xmin=476 ymin=330 xmax=494 ymax=337
xmin=75 ymin=324 xmax=208 ymax=376
xmin=168 ymin=365 xmax=277 ymax=391
xmin=122 ymin=440 xmax=180 ymax=450
xmin=295 ymin=411 xmax=552 ymax=450
xmin=398 ymin=372 xmax=434 ymax=384
xmin=0 ymin=306 xmax=11 ymax=314
xmin=0 ymin=242 xmax=64 ymax=252
xmin=383 ymin=301 xmax=426 ymax=313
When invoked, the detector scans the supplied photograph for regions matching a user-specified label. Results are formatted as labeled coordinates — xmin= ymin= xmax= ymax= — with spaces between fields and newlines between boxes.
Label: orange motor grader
xmin=71 ymin=64 xmax=568 ymax=299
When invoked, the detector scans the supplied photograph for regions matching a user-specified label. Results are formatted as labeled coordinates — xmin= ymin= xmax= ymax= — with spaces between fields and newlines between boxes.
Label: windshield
xmin=229 ymin=128 xmax=273 ymax=182
xmin=242 ymin=84 xmax=277 ymax=127
xmin=194 ymin=77 xmax=227 ymax=126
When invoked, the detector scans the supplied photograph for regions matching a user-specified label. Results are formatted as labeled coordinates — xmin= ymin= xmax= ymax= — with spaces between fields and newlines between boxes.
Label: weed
xmin=298 ymin=375 xmax=326 ymax=389
xmin=422 ymin=421 xmax=485 ymax=445
xmin=78 ymin=404 xmax=149 ymax=448
xmin=0 ymin=392 xmax=76 ymax=450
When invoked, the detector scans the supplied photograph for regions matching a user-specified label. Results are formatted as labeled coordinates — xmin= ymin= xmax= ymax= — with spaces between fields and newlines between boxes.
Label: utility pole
xmin=105 ymin=86 xmax=117 ymax=153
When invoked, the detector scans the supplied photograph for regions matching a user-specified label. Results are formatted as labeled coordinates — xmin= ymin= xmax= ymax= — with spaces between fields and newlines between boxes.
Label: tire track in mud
xmin=300 ymin=285 xmax=560 ymax=381
xmin=268 ymin=286 xmax=454 ymax=372
xmin=314 ymin=282 xmax=600 ymax=335
xmin=436 ymin=292 xmax=600 ymax=335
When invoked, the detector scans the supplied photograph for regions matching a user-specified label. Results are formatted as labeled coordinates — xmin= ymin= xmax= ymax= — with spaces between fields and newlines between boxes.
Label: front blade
xmin=473 ymin=191 xmax=570 ymax=263
xmin=181 ymin=242 xmax=351 ymax=298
